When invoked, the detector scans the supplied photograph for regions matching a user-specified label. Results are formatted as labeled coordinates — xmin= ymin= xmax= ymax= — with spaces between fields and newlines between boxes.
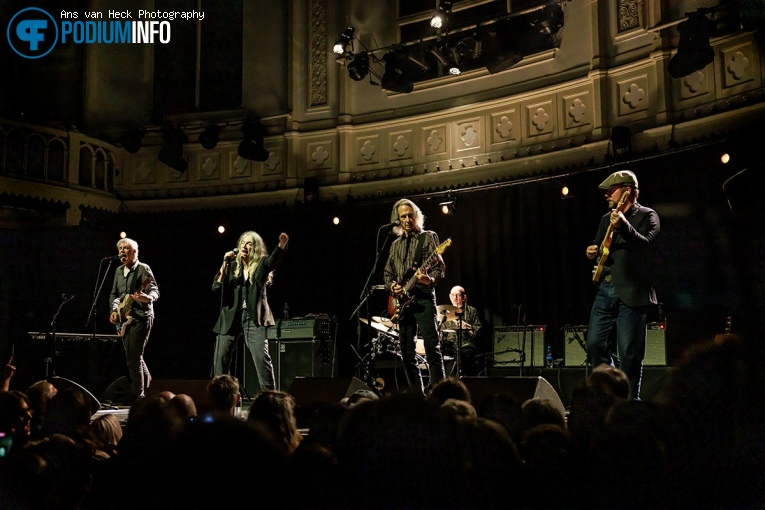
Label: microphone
xmin=380 ymin=220 xmax=401 ymax=230
xmin=224 ymin=248 xmax=239 ymax=262
xmin=102 ymin=255 xmax=121 ymax=260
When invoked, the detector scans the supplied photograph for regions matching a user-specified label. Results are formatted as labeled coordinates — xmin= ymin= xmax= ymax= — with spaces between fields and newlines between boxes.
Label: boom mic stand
xmin=47 ymin=294 xmax=74 ymax=378
xmin=349 ymin=228 xmax=392 ymax=386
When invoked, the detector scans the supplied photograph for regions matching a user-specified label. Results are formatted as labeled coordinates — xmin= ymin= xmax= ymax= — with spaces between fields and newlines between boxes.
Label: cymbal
xmin=437 ymin=304 xmax=462 ymax=321
xmin=370 ymin=316 xmax=398 ymax=336
xmin=359 ymin=317 xmax=369 ymax=325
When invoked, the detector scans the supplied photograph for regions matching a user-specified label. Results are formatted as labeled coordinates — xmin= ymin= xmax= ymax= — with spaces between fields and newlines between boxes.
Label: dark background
xmin=1 ymin=136 xmax=761 ymax=395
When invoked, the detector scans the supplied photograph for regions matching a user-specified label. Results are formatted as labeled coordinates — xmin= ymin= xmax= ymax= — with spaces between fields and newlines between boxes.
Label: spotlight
xmin=609 ymin=126 xmax=632 ymax=160
xmin=430 ymin=1 xmax=453 ymax=30
xmin=347 ymin=51 xmax=370 ymax=81
xmin=198 ymin=125 xmax=220 ymax=150
xmin=448 ymin=41 xmax=470 ymax=75
xmin=381 ymin=50 xmax=414 ymax=93
xmin=120 ymin=130 xmax=145 ymax=154
xmin=333 ymin=27 xmax=355 ymax=54
xmin=304 ymin=177 xmax=319 ymax=203
xmin=668 ymin=10 xmax=716 ymax=78
xmin=439 ymin=195 xmax=457 ymax=215
xmin=157 ymin=128 xmax=189 ymax=173
xmin=238 ymin=118 xmax=269 ymax=162
xmin=428 ymin=43 xmax=451 ymax=67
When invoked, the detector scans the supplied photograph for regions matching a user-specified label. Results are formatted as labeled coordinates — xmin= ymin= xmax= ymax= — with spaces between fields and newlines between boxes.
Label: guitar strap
xmin=413 ymin=231 xmax=426 ymax=268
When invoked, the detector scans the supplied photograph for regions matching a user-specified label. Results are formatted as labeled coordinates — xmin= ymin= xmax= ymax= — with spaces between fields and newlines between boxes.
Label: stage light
xmin=608 ymin=126 xmax=632 ymax=160
xmin=198 ymin=125 xmax=220 ymax=150
xmin=333 ymin=27 xmax=355 ymax=54
xmin=157 ymin=128 xmax=189 ymax=173
xmin=238 ymin=118 xmax=269 ymax=162
xmin=439 ymin=195 xmax=457 ymax=215
xmin=381 ymin=50 xmax=414 ymax=94
xmin=347 ymin=51 xmax=370 ymax=81
xmin=668 ymin=10 xmax=716 ymax=78
xmin=430 ymin=1 xmax=453 ymax=30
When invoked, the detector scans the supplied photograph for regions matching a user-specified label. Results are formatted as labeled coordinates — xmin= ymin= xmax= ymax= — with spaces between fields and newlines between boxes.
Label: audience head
xmin=521 ymin=397 xmax=565 ymax=431
xmin=0 ymin=390 xmax=32 ymax=447
xmin=586 ymin=364 xmax=630 ymax=399
xmin=247 ymin=390 xmax=302 ymax=454
xmin=207 ymin=374 xmax=240 ymax=418
xmin=426 ymin=376 xmax=471 ymax=405
xmin=169 ymin=393 xmax=198 ymax=422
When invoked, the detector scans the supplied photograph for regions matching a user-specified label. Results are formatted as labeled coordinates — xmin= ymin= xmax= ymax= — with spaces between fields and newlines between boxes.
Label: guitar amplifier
xmin=266 ymin=316 xmax=333 ymax=340
xmin=563 ymin=325 xmax=588 ymax=367
xmin=493 ymin=325 xmax=546 ymax=367
xmin=243 ymin=339 xmax=335 ymax=392
xmin=563 ymin=322 xmax=667 ymax=367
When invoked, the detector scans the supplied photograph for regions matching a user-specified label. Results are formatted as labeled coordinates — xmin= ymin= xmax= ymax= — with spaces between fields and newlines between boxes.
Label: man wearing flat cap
xmin=584 ymin=170 xmax=660 ymax=399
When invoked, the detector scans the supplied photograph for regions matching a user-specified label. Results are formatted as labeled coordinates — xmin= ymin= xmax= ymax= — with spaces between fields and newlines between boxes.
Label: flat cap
xmin=599 ymin=170 xmax=638 ymax=189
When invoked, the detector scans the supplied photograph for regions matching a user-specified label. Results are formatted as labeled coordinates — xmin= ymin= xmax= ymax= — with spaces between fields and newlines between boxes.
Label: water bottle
xmin=545 ymin=345 xmax=553 ymax=368
xmin=283 ymin=302 xmax=290 ymax=319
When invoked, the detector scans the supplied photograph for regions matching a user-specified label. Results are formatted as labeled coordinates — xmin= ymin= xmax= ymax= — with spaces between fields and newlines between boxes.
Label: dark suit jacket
xmin=594 ymin=202 xmax=660 ymax=308
xmin=212 ymin=246 xmax=285 ymax=335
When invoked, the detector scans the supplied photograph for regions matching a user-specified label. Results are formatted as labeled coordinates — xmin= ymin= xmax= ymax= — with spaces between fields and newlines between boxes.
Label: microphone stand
xmin=86 ymin=258 xmax=118 ymax=336
xmin=517 ymin=304 xmax=527 ymax=376
xmin=349 ymin=228 xmax=393 ymax=384
xmin=48 ymin=294 xmax=74 ymax=378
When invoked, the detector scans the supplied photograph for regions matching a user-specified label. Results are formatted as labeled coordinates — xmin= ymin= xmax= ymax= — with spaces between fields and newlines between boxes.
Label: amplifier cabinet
xmin=493 ymin=326 xmax=546 ymax=367
xmin=563 ymin=322 xmax=667 ymax=367
xmin=563 ymin=325 xmax=588 ymax=367
xmin=244 ymin=339 xmax=335 ymax=392
xmin=645 ymin=322 xmax=667 ymax=366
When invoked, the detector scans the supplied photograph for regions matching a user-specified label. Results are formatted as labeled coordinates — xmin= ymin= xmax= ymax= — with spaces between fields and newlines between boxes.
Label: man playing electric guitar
xmin=584 ymin=170 xmax=660 ymax=400
xmin=383 ymin=198 xmax=446 ymax=396
xmin=109 ymin=237 xmax=159 ymax=404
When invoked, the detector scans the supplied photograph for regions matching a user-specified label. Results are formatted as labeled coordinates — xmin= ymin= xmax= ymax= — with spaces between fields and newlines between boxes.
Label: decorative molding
xmin=310 ymin=0 xmax=328 ymax=106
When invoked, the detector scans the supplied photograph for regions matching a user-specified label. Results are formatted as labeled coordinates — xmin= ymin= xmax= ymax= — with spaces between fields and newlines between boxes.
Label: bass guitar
xmin=115 ymin=275 xmax=154 ymax=337
xmin=388 ymin=238 xmax=452 ymax=323
xmin=592 ymin=189 xmax=631 ymax=283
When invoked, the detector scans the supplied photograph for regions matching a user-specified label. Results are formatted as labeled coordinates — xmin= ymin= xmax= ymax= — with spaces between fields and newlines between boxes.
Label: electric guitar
xmin=592 ymin=189 xmax=631 ymax=283
xmin=388 ymin=238 xmax=452 ymax=323
xmin=115 ymin=275 xmax=154 ymax=337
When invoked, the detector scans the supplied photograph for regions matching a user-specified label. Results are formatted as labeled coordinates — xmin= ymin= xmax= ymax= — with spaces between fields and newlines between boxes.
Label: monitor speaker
xmin=461 ymin=376 xmax=565 ymax=415
xmin=49 ymin=376 xmax=101 ymax=414
xmin=288 ymin=376 xmax=374 ymax=427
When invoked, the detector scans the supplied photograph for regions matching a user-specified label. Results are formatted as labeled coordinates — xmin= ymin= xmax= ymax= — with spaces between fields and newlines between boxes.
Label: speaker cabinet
xmin=146 ymin=379 xmax=213 ymax=413
xmin=243 ymin=339 xmax=335 ymax=393
xmin=493 ymin=326 xmax=546 ymax=367
xmin=461 ymin=376 xmax=566 ymax=415
xmin=49 ymin=376 xmax=101 ymax=414
xmin=645 ymin=322 xmax=667 ymax=366
xmin=563 ymin=322 xmax=666 ymax=367
xmin=564 ymin=325 xmax=588 ymax=367
xmin=288 ymin=376 xmax=373 ymax=428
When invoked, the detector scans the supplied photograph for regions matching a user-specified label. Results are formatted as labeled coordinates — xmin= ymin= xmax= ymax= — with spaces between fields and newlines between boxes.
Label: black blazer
xmin=212 ymin=246 xmax=285 ymax=335
xmin=593 ymin=202 xmax=661 ymax=308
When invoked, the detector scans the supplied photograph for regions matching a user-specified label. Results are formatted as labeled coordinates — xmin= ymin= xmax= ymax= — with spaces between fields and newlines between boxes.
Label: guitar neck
xmin=403 ymin=251 xmax=440 ymax=292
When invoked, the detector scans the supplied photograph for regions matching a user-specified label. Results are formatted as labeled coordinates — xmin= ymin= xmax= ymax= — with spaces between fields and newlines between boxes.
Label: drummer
xmin=440 ymin=285 xmax=483 ymax=376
